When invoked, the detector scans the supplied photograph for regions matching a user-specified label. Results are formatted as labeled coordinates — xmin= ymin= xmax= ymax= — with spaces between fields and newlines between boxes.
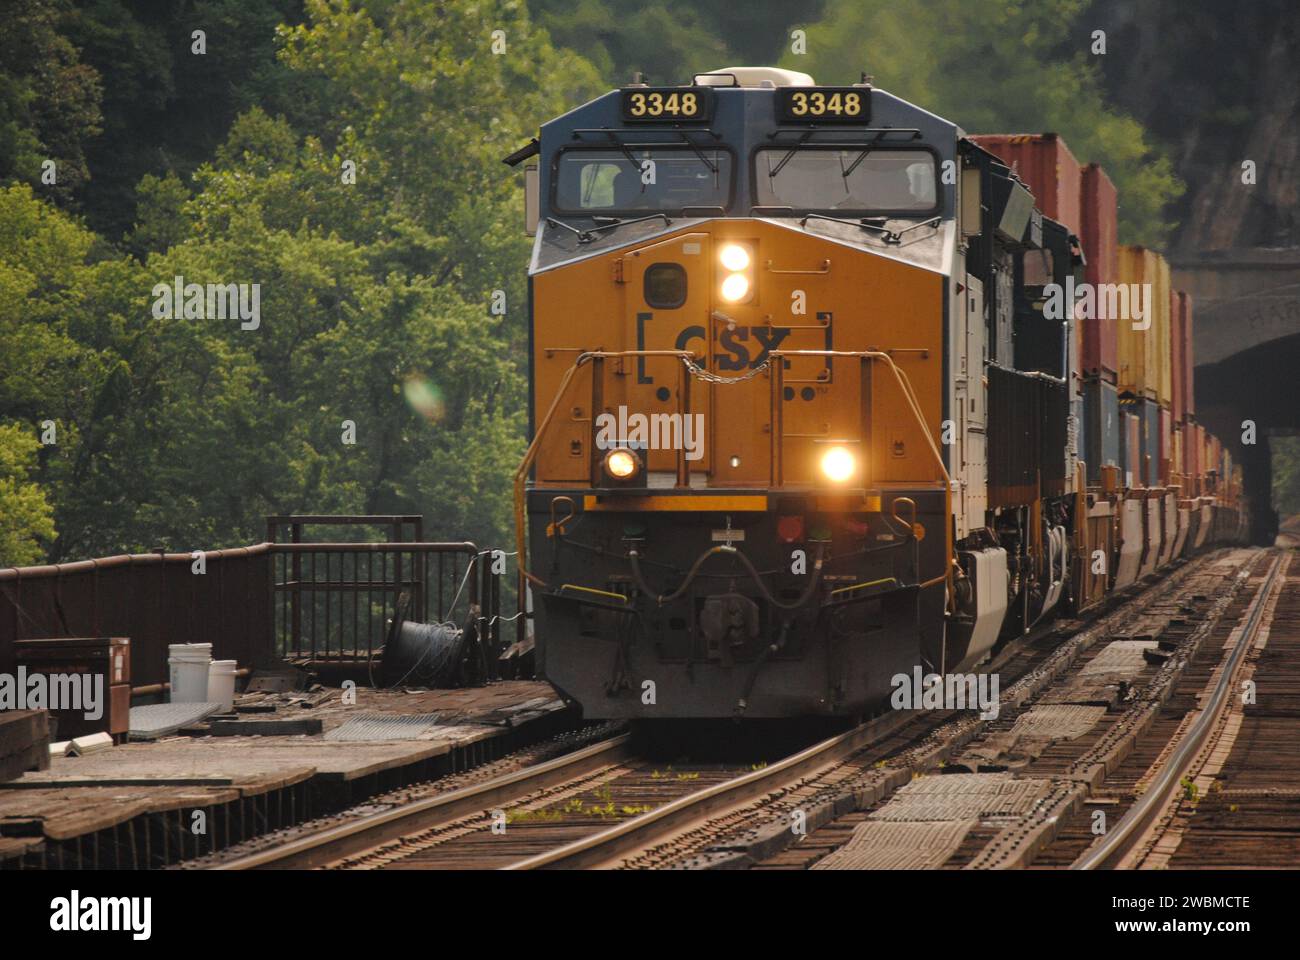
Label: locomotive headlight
xmin=604 ymin=448 xmax=640 ymax=480
xmin=719 ymin=243 xmax=751 ymax=272
xmin=819 ymin=446 xmax=856 ymax=484
xmin=720 ymin=273 xmax=750 ymax=302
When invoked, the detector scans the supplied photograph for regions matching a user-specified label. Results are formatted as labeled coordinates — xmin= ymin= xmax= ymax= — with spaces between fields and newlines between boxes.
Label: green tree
xmin=0 ymin=0 xmax=103 ymax=206
xmin=0 ymin=425 xmax=57 ymax=565
xmin=41 ymin=0 xmax=608 ymax=555
xmin=785 ymin=0 xmax=1184 ymax=246
xmin=531 ymin=0 xmax=823 ymax=86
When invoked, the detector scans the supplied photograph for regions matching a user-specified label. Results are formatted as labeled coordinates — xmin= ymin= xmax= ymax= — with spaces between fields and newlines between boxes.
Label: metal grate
xmin=1078 ymin=639 xmax=1160 ymax=676
xmin=323 ymin=713 xmax=443 ymax=742
xmin=1008 ymin=704 xmax=1108 ymax=741
xmin=812 ymin=820 xmax=976 ymax=870
xmin=870 ymin=774 xmax=1053 ymax=822
xmin=129 ymin=702 xmax=224 ymax=739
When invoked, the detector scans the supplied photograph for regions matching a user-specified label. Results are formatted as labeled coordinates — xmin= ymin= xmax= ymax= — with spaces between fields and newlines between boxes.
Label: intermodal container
xmin=1172 ymin=424 xmax=1184 ymax=491
xmin=969 ymin=134 xmax=1083 ymax=234
xmin=1159 ymin=405 xmax=1172 ymax=486
xmin=1117 ymin=246 xmax=1158 ymax=400
xmin=1080 ymin=163 xmax=1119 ymax=381
xmin=1140 ymin=397 xmax=1160 ymax=487
xmin=1082 ymin=376 xmax=1119 ymax=482
xmin=1153 ymin=253 xmax=1172 ymax=408
xmin=1120 ymin=407 xmax=1142 ymax=488
xmin=1173 ymin=291 xmax=1195 ymax=422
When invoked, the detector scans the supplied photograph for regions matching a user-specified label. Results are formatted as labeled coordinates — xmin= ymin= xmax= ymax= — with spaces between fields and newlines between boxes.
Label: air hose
xmin=627 ymin=541 xmax=826 ymax=611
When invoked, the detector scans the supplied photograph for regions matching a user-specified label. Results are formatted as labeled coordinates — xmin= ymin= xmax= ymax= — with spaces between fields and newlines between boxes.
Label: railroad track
xmin=209 ymin=550 xmax=1240 ymax=870
xmin=725 ymin=547 xmax=1276 ymax=870
xmin=1064 ymin=550 xmax=1297 ymax=869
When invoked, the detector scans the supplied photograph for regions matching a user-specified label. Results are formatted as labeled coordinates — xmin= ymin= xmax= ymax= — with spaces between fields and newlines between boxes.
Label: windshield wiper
xmin=800 ymin=213 xmax=941 ymax=245
xmin=770 ymin=130 xmax=815 ymax=178
xmin=547 ymin=214 xmax=672 ymax=244
xmin=841 ymin=129 xmax=891 ymax=179
xmin=676 ymin=132 xmax=719 ymax=174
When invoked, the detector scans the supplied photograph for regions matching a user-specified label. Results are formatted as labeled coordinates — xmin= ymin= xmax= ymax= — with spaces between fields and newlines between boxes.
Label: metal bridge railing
xmin=1 ymin=518 xmax=510 ymax=687
xmin=269 ymin=541 xmax=484 ymax=664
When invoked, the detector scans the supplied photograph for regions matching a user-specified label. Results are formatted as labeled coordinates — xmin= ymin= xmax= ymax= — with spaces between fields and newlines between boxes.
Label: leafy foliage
xmin=784 ymin=0 xmax=1184 ymax=246
xmin=2 ymin=1 xmax=600 ymax=560
xmin=2 ymin=0 xmax=1291 ymax=568
xmin=0 ymin=424 xmax=57 ymax=566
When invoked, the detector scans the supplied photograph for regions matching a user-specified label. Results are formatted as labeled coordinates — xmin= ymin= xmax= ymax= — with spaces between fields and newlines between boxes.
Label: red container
xmin=969 ymin=134 xmax=1083 ymax=234
xmin=1159 ymin=406 xmax=1172 ymax=485
xmin=1174 ymin=291 xmax=1194 ymax=421
xmin=1080 ymin=163 xmax=1119 ymax=381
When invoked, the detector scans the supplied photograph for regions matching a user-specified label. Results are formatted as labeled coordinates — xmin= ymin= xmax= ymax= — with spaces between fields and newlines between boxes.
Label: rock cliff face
xmin=1092 ymin=0 xmax=1299 ymax=252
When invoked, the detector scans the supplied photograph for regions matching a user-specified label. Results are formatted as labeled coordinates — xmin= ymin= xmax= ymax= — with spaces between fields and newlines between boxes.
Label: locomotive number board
xmin=777 ymin=87 xmax=871 ymax=123
xmin=620 ymin=87 xmax=714 ymax=122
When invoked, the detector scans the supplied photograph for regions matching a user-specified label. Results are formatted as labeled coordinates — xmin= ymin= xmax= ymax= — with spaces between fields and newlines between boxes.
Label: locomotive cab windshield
xmin=754 ymin=146 xmax=939 ymax=214
xmin=554 ymin=147 xmax=732 ymax=215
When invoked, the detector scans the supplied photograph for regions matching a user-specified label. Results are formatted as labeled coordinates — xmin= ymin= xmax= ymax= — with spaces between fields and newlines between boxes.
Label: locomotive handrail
xmin=768 ymin=348 xmax=955 ymax=602
xmin=514 ymin=347 xmax=956 ymax=603
xmin=766 ymin=349 xmax=951 ymax=488
xmin=514 ymin=350 xmax=697 ymax=588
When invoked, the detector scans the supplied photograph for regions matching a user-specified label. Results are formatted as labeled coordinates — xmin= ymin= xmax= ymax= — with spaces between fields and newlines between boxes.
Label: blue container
xmin=1083 ymin=377 xmax=1119 ymax=482
xmin=1137 ymin=397 xmax=1160 ymax=487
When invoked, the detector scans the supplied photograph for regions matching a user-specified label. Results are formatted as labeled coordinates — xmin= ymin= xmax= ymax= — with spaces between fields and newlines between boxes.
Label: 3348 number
xmin=627 ymin=91 xmax=699 ymax=117
xmin=788 ymin=91 xmax=863 ymax=117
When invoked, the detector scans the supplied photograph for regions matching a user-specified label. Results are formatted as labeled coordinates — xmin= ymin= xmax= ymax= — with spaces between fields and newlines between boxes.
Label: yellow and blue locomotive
xmin=506 ymin=67 xmax=1245 ymax=720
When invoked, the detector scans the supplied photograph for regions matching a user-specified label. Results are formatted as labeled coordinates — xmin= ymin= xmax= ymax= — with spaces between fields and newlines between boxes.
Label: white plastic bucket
xmin=206 ymin=660 xmax=238 ymax=712
xmin=168 ymin=643 xmax=213 ymax=703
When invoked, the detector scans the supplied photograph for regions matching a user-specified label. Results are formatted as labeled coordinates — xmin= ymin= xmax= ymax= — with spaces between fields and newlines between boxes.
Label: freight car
xmin=505 ymin=68 xmax=1248 ymax=721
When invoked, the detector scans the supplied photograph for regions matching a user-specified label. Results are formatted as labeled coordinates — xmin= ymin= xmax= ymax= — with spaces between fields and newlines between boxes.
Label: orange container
xmin=969 ymin=133 xmax=1083 ymax=233
xmin=1172 ymin=291 xmax=1194 ymax=422
xmin=1079 ymin=163 xmax=1119 ymax=381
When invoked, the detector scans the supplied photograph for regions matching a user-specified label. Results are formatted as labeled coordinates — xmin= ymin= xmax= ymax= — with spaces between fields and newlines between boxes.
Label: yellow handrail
xmin=514 ymin=347 xmax=953 ymax=602
xmin=513 ymin=351 xmax=695 ymax=587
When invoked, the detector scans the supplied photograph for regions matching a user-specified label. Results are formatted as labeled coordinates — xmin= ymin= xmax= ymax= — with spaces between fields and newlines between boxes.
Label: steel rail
xmin=504 ymin=711 xmax=914 ymax=870
xmin=505 ymin=555 xmax=1220 ymax=871
xmin=213 ymin=732 xmax=633 ymax=870
xmin=1071 ymin=552 xmax=1283 ymax=870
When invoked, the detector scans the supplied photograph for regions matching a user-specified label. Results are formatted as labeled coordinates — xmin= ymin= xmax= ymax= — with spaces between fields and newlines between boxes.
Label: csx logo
xmin=636 ymin=312 xmax=833 ymax=378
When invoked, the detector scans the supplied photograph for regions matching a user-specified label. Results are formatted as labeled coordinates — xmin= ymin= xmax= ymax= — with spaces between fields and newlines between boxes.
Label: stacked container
xmin=1117 ymin=246 xmax=1158 ymax=401
xmin=968 ymin=134 xmax=1083 ymax=233
xmin=969 ymin=135 xmax=1236 ymax=519
xmin=1080 ymin=164 xmax=1119 ymax=382
xmin=1170 ymin=292 xmax=1189 ymax=424
xmin=1159 ymin=406 xmax=1172 ymax=486
xmin=1121 ymin=407 xmax=1142 ymax=488
xmin=1172 ymin=425 xmax=1184 ymax=492
xmin=1076 ymin=162 xmax=1121 ymax=484
xmin=1153 ymin=254 xmax=1172 ymax=409
xmin=1083 ymin=377 xmax=1119 ymax=481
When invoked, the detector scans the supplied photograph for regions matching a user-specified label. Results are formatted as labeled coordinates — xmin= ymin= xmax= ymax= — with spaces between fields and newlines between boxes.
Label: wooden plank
xmin=0 ymin=712 xmax=51 ymax=783
xmin=0 ymin=710 xmax=50 ymax=758
xmin=0 ymin=835 xmax=44 ymax=862
xmin=208 ymin=718 xmax=323 ymax=737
